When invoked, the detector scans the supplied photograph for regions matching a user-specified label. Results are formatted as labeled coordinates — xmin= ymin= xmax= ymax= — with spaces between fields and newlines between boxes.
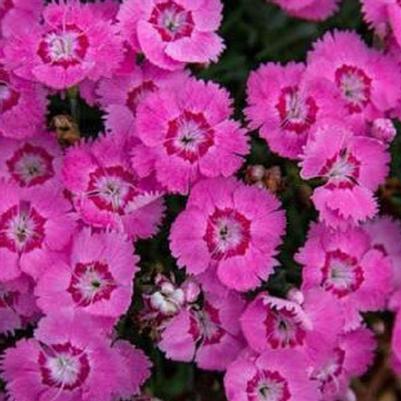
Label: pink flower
xmin=97 ymin=62 xmax=187 ymax=135
xmin=296 ymin=223 xmax=392 ymax=330
xmin=309 ymin=327 xmax=376 ymax=401
xmin=0 ymin=274 xmax=40 ymax=335
xmin=364 ymin=216 xmax=401 ymax=291
xmin=35 ymin=228 xmax=138 ymax=322
xmin=246 ymin=62 xmax=345 ymax=159
xmin=117 ymin=0 xmax=224 ymax=71
xmin=0 ymin=66 xmax=47 ymax=139
xmin=305 ymin=31 xmax=401 ymax=124
xmin=0 ymin=133 xmax=62 ymax=188
xmin=111 ymin=340 xmax=152 ymax=400
xmin=270 ymin=0 xmax=341 ymax=21
xmin=362 ymin=1 xmax=401 ymax=46
xmin=240 ymin=288 xmax=343 ymax=357
xmin=1 ymin=311 xmax=147 ymax=401
xmin=133 ymin=78 xmax=249 ymax=194
xmin=62 ymin=133 xmax=164 ymax=240
xmin=224 ymin=349 xmax=319 ymax=401
xmin=158 ymin=274 xmax=245 ymax=370
xmin=0 ymin=0 xmax=43 ymax=38
xmin=170 ymin=177 xmax=286 ymax=291
xmin=3 ymin=0 xmax=123 ymax=89
xmin=361 ymin=0 xmax=390 ymax=38
xmin=0 ymin=180 xmax=76 ymax=282
xmin=300 ymin=120 xmax=389 ymax=229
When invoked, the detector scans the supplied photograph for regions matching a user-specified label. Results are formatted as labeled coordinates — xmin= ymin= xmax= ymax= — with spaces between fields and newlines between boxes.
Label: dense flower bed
xmin=1 ymin=1 xmax=401 ymax=400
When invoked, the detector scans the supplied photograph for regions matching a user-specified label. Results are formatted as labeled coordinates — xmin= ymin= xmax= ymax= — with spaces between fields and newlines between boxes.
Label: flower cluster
xmin=1 ymin=1 xmax=401 ymax=401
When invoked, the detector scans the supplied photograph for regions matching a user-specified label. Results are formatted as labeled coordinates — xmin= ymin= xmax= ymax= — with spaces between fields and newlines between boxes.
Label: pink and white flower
xmin=133 ymin=78 xmax=249 ymax=194
xmin=224 ymin=348 xmax=319 ymax=401
xmin=170 ymin=177 xmax=286 ymax=291
xmin=3 ymin=0 xmax=123 ymax=89
xmin=35 ymin=228 xmax=138 ymax=322
xmin=117 ymin=0 xmax=225 ymax=71
xmin=62 ymin=133 xmax=164 ymax=240
xmin=0 ymin=180 xmax=76 ymax=282
xmin=246 ymin=62 xmax=345 ymax=159
xmin=306 ymin=31 xmax=401 ymax=125
xmin=296 ymin=223 xmax=392 ymax=330
xmin=309 ymin=327 xmax=376 ymax=401
xmin=1 ymin=311 xmax=148 ymax=401
xmin=240 ymin=288 xmax=343 ymax=357
xmin=158 ymin=274 xmax=245 ymax=371
xmin=300 ymin=120 xmax=389 ymax=229
xmin=0 ymin=133 xmax=62 ymax=188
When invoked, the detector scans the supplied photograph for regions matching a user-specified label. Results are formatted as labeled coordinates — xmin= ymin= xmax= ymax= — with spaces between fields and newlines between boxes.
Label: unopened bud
xmin=371 ymin=118 xmax=396 ymax=144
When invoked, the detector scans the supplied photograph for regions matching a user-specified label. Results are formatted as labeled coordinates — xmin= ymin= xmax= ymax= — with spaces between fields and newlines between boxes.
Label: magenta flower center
xmin=335 ymin=65 xmax=372 ymax=113
xmin=204 ymin=208 xmax=251 ymax=260
xmin=39 ymin=342 xmax=90 ymax=391
xmin=87 ymin=166 xmax=139 ymax=215
xmin=126 ymin=80 xmax=157 ymax=114
xmin=7 ymin=143 xmax=54 ymax=187
xmin=0 ymin=202 xmax=46 ymax=253
xmin=321 ymin=250 xmax=364 ymax=298
xmin=149 ymin=0 xmax=194 ymax=42
xmin=320 ymin=149 xmax=360 ymax=188
xmin=276 ymin=86 xmax=318 ymax=133
xmin=67 ymin=261 xmax=117 ymax=307
xmin=246 ymin=370 xmax=291 ymax=401
xmin=38 ymin=25 xmax=89 ymax=68
xmin=264 ymin=304 xmax=306 ymax=349
xmin=164 ymin=111 xmax=215 ymax=163
xmin=0 ymin=68 xmax=20 ymax=112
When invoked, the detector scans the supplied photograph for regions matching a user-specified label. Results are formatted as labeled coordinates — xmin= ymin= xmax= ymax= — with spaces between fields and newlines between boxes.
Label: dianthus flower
xmin=0 ymin=274 xmax=39 ymax=335
xmin=300 ymin=120 xmax=389 ymax=229
xmin=296 ymin=223 xmax=392 ymax=330
xmin=309 ymin=327 xmax=376 ymax=401
xmin=62 ymin=133 xmax=164 ymax=239
xmin=158 ymin=273 xmax=245 ymax=370
xmin=246 ymin=62 xmax=344 ymax=159
xmin=97 ymin=62 xmax=187 ymax=134
xmin=111 ymin=340 xmax=152 ymax=401
xmin=133 ymin=78 xmax=249 ymax=194
xmin=240 ymin=288 xmax=343 ymax=356
xmin=117 ymin=0 xmax=224 ymax=71
xmin=0 ymin=0 xmax=43 ymax=38
xmin=224 ymin=349 xmax=319 ymax=401
xmin=0 ymin=66 xmax=47 ymax=139
xmin=0 ymin=180 xmax=76 ymax=282
xmin=36 ymin=228 xmax=138 ymax=323
xmin=3 ymin=0 xmax=123 ymax=89
xmin=270 ymin=0 xmax=341 ymax=21
xmin=361 ymin=0 xmax=401 ymax=43
xmin=306 ymin=31 xmax=401 ymax=125
xmin=1 ymin=312 xmax=150 ymax=401
xmin=170 ymin=177 xmax=286 ymax=291
xmin=0 ymin=133 xmax=62 ymax=188
xmin=364 ymin=216 xmax=401 ymax=291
